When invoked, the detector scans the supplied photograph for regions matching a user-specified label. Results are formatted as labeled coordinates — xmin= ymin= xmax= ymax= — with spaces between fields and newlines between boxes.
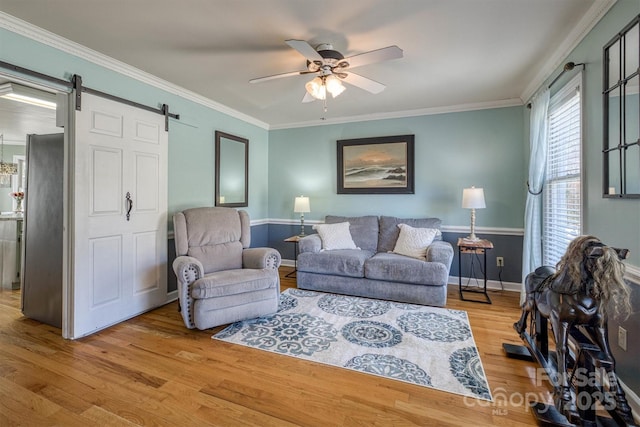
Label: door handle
xmin=125 ymin=192 xmax=133 ymax=221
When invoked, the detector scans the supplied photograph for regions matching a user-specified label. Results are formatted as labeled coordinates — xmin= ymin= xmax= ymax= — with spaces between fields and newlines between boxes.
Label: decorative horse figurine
xmin=514 ymin=235 xmax=633 ymax=425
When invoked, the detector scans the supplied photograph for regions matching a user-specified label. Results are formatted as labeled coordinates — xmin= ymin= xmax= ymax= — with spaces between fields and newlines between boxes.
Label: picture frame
xmin=337 ymin=135 xmax=415 ymax=194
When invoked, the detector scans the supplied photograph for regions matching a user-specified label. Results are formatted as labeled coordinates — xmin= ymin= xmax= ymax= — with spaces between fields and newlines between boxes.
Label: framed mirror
xmin=603 ymin=14 xmax=639 ymax=198
xmin=215 ymin=131 xmax=248 ymax=207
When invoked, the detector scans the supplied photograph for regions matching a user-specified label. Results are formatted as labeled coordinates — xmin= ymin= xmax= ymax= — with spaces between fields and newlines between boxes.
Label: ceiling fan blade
xmin=302 ymin=92 xmax=316 ymax=103
xmin=286 ymin=39 xmax=323 ymax=62
xmin=341 ymin=73 xmax=386 ymax=94
xmin=344 ymin=46 xmax=403 ymax=69
xmin=249 ymin=70 xmax=308 ymax=84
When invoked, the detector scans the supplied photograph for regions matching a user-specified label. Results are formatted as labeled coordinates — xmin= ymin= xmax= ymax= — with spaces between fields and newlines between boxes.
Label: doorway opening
xmin=0 ymin=73 xmax=64 ymax=325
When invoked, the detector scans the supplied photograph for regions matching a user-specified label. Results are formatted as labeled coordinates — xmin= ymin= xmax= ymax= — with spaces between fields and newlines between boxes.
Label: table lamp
xmin=294 ymin=196 xmax=311 ymax=236
xmin=462 ymin=186 xmax=485 ymax=241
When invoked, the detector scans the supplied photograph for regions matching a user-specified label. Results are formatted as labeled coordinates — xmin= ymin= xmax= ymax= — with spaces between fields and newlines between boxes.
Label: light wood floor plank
xmin=0 ymin=267 xmax=553 ymax=426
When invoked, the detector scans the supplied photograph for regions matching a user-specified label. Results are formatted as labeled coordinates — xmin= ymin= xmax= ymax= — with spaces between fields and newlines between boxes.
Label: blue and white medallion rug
xmin=213 ymin=289 xmax=492 ymax=401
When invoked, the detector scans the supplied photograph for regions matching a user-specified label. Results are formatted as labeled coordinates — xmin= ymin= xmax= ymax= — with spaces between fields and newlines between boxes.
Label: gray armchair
xmin=172 ymin=207 xmax=281 ymax=330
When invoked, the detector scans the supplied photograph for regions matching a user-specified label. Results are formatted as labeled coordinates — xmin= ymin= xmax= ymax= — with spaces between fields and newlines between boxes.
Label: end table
xmin=457 ymin=237 xmax=493 ymax=304
xmin=284 ymin=235 xmax=301 ymax=278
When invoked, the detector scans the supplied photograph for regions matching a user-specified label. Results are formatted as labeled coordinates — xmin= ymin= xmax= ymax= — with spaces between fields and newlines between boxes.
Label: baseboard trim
xmin=619 ymin=379 xmax=640 ymax=424
xmin=166 ymin=290 xmax=178 ymax=303
xmin=281 ymin=259 xmax=295 ymax=268
xmin=448 ymin=277 xmax=522 ymax=293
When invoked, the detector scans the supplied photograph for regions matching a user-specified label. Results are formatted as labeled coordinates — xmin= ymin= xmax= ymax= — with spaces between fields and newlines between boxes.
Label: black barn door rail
xmin=1 ymin=60 xmax=179 ymax=131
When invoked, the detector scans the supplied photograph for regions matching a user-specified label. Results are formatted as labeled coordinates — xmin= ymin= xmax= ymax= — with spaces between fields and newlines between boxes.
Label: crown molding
xmin=0 ymin=12 xmax=270 ymax=130
xmin=269 ymin=98 xmax=523 ymax=130
xmin=521 ymin=0 xmax=617 ymax=103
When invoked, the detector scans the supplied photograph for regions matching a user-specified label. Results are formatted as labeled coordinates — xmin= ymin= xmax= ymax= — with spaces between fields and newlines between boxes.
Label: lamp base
xmin=465 ymin=209 xmax=481 ymax=242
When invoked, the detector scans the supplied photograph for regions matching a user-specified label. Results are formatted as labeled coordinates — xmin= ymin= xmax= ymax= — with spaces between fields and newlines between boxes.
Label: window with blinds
xmin=543 ymin=75 xmax=582 ymax=267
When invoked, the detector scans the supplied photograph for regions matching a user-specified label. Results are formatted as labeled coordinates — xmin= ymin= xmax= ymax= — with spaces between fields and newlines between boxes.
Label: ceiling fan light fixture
xmin=325 ymin=74 xmax=346 ymax=98
xmin=305 ymin=76 xmax=326 ymax=100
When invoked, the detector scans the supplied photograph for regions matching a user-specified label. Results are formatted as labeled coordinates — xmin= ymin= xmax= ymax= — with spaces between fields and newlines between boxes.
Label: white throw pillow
xmin=313 ymin=222 xmax=358 ymax=250
xmin=392 ymin=223 xmax=438 ymax=260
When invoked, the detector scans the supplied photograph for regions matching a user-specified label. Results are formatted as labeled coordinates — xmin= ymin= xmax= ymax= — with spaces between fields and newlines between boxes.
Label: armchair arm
xmin=425 ymin=240 xmax=454 ymax=270
xmin=243 ymin=247 xmax=281 ymax=270
xmin=298 ymin=234 xmax=322 ymax=254
xmin=172 ymin=255 xmax=204 ymax=329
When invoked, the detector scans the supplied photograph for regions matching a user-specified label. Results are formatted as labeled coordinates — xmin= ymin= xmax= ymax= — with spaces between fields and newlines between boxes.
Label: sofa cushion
xmin=365 ymin=252 xmax=448 ymax=286
xmin=392 ymin=224 xmax=438 ymax=260
xmin=325 ymin=215 xmax=379 ymax=252
xmin=297 ymin=249 xmax=374 ymax=278
xmin=378 ymin=216 xmax=442 ymax=253
xmin=313 ymin=222 xmax=358 ymax=250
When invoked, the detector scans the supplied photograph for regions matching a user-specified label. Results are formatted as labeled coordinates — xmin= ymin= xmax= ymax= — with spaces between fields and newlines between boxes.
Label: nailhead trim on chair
xmin=266 ymin=253 xmax=279 ymax=269
xmin=181 ymin=264 xmax=200 ymax=328
xmin=182 ymin=264 xmax=199 ymax=283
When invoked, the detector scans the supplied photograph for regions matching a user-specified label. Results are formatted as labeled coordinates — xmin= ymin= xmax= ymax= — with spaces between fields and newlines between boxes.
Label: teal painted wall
xmin=0 ymin=27 xmax=270 ymax=226
xmin=269 ymin=107 xmax=526 ymax=229
xmin=536 ymin=0 xmax=640 ymax=268
xmin=527 ymin=0 xmax=640 ymax=395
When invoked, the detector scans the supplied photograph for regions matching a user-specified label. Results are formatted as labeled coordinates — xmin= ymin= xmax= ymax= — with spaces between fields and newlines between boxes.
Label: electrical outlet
xmin=618 ymin=326 xmax=627 ymax=351
xmin=496 ymin=257 xmax=504 ymax=267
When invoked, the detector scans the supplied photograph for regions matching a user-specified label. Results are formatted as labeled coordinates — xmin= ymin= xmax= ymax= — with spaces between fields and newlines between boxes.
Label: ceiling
xmin=1 ymin=0 xmax=609 ymax=129
xmin=0 ymin=79 xmax=59 ymax=145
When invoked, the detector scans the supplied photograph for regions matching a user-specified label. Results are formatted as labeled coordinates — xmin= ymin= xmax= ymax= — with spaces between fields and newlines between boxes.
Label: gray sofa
xmin=296 ymin=215 xmax=454 ymax=307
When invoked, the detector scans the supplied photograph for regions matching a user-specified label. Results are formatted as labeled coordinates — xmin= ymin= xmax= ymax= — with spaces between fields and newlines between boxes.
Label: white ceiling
xmin=0 ymin=80 xmax=59 ymax=145
xmin=0 ymin=0 xmax=611 ymax=129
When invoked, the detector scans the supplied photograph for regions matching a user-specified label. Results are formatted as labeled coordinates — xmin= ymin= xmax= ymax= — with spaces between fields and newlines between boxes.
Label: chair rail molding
xmin=626 ymin=264 xmax=640 ymax=286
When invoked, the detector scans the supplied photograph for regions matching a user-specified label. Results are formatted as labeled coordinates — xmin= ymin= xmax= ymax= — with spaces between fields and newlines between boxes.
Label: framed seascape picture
xmin=337 ymin=135 xmax=415 ymax=194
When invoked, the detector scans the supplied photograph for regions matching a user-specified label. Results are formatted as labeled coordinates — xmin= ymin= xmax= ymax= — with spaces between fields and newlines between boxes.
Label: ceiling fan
xmin=250 ymin=40 xmax=403 ymax=103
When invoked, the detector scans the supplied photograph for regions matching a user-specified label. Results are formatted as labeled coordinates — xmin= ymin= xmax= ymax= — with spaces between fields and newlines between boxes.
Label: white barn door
xmin=69 ymin=93 xmax=167 ymax=338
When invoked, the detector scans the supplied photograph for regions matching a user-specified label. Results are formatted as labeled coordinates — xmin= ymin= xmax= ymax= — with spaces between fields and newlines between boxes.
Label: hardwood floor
xmin=0 ymin=269 xmax=552 ymax=426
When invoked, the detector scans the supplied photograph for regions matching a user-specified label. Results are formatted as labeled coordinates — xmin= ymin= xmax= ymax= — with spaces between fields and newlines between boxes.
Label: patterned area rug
xmin=213 ymin=289 xmax=492 ymax=401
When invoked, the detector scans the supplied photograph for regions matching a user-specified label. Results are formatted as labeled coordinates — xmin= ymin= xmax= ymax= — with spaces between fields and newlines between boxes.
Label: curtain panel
xmin=521 ymin=89 xmax=550 ymax=304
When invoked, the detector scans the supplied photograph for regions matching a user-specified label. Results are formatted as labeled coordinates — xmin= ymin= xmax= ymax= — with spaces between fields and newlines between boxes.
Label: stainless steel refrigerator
xmin=21 ymin=133 xmax=64 ymax=328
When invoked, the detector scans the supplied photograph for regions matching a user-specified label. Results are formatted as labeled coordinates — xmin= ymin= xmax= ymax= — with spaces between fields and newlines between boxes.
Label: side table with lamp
xmin=458 ymin=186 xmax=492 ymax=304
xmin=285 ymin=196 xmax=311 ymax=278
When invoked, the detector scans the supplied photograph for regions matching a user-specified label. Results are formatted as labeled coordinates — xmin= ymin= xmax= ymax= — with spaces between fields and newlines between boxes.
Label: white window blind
xmin=543 ymin=76 xmax=582 ymax=267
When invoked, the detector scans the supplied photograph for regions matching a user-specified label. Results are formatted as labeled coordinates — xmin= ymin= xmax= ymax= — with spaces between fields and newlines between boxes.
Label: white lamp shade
xmin=462 ymin=187 xmax=486 ymax=209
xmin=294 ymin=196 xmax=311 ymax=213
